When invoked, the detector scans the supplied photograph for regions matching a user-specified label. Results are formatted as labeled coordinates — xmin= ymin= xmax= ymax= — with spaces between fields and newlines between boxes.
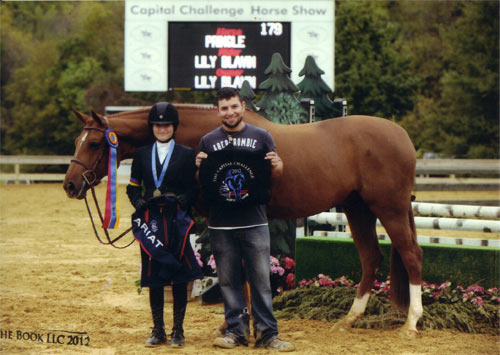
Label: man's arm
xmin=263 ymin=130 xmax=283 ymax=179
xmin=265 ymin=151 xmax=283 ymax=178
xmin=195 ymin=151 xmax=208 ymax=168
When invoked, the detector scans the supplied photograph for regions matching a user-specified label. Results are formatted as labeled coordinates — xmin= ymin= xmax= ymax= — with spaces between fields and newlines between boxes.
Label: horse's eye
xmin=89 ymin=141 xmax=101 ymax=150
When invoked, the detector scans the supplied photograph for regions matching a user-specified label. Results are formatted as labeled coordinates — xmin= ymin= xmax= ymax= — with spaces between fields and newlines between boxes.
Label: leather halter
xmin=71 ymin=127 xmax=106 ymax=189
xmin=71 ymin=126 xmax=134 ymax=249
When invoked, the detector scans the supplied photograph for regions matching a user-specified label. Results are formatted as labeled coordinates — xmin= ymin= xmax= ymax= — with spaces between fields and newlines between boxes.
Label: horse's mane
xmin=107 ymin=107 xmax=149 ymax=119
xmin=175 ymin=103 xmax=215 ymax=110
xmin=107 ymin=103 xmax=216 ymax=119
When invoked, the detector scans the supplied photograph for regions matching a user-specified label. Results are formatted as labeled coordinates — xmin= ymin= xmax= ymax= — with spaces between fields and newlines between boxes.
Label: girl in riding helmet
xmin=127 ymin=102 xmax=202 ymax=348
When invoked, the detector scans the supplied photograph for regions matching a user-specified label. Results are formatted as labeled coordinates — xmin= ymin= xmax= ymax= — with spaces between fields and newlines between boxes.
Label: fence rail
xmin=412 ymin=202 xmax=500 ymax=218
xmin=0 ymin=156 xmax=498 ymax=187
xmin=309 ymin=212 xmax=500 ymax=233
xmin=0 ymin=155 xmax=132 ymax=183
xmin=307 ymin=202 xmax=500 ymax=248
xmin=416 ymin=159 xmax=499 ymax=175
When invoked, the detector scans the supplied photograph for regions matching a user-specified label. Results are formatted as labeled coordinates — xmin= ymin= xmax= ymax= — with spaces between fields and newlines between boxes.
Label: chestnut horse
xmin=63 ymin=105 xmax=423 ymax=337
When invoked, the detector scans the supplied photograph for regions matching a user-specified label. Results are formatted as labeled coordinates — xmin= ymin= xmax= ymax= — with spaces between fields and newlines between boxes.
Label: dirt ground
xmin=0 ymin=184 xmax=499 ymax=354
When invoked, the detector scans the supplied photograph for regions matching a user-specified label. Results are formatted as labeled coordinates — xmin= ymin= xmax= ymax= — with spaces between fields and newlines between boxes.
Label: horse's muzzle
xmin=63 ymin=179 xmax=86 ymax=200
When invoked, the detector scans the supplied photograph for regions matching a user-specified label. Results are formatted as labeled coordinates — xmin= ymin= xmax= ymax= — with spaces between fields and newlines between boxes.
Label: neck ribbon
xmin=152 ymin=140 xmax=175 ymax=190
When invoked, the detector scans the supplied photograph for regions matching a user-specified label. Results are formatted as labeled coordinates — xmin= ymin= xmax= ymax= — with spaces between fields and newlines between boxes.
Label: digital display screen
xmin=168 ymin=22 xmax=291 ymax=90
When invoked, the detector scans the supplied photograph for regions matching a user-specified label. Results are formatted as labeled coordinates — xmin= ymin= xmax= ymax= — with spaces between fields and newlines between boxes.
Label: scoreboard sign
xmin=124 ymin=0 xmax=334 ymax=92
xmin=169 ymin=22 xmax=290 ymax=90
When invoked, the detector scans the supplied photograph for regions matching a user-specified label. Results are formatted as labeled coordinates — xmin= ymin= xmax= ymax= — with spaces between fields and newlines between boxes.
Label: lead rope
xmin=83 ymin=185 xmax=134 ymax=249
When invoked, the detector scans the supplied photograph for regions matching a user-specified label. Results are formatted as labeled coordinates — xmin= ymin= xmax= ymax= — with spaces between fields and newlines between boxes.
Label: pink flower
xmin=299 ymin=279 xmax=312 ymax=288
xmin=466 ymin=285 xmax=484 ymax=294
xmin=318 ymin=275 xmax=334 ymax=287
xmin=270 ymin=256 xmax=280 ymax=267
xmin=473 ymin=297 xmax=484 ymax=306
xmin=283 ymin=257 xmax=295 ymax=270
xmin=286 ymin=273 xmax=295 ymax=288
xmin=439 ymin=281 xmax=451 ymax=290
xmin=271 ymin=266 xmax=285 ymax=276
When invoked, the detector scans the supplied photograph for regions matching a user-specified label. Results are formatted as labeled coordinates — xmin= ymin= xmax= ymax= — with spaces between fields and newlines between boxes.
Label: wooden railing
xmin=0 ymin=155 xmax=133 ymax=183
xmin=414 ymin=159 xmax=499 ymax=191
xmin=416 ymin=159 xmax=498 ymax=175
xmin=0 ymin=155 xmax=498 ymax=188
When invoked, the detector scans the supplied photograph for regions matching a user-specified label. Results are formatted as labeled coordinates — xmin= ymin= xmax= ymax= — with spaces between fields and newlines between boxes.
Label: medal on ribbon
xmin=102 ymin=129 xmax=120 ymax=229
xmin=152 ymin=140 xmax=175 ymax=198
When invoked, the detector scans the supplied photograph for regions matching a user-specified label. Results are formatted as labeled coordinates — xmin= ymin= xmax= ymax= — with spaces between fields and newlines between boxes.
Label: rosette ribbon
xmin=102 ymin=129 xmax=120 ymax=229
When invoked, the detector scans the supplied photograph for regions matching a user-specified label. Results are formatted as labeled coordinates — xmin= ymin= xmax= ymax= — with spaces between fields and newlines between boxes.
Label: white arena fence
xmin=0 ymin=156 xmax=133 ymax=184
xmin=306 ymin=202 xmax=500 ymax=248
xmin=0 ymin=156 xmax=498 ymax=187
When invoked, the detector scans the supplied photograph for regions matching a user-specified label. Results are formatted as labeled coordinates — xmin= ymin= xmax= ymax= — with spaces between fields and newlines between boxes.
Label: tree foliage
xmin=334 ymin=1 xmax=418 ymax=120
xmin=0 ymin=1 xmax=498 ymax=158
xmin=256 ymin=53 xmax=307 ymax=124
xmin=239 ymin=80 xmax=258 ymax=112
xmin=1 ymin=2 xmax=126 ymax=155
xmin=437 ymin=1 xmax=499 ymax=157
xmin=297 ymin=56 xmax=340 ymax=120
xmin=393 ymin=1 xmax=499 ymax=157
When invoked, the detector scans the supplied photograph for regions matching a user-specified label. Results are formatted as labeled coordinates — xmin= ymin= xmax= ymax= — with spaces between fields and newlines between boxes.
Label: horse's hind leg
xmin=333 ymin=197 xmax=381 ymax=332
xmin=378 ymin=208 xmax=423 ymax=338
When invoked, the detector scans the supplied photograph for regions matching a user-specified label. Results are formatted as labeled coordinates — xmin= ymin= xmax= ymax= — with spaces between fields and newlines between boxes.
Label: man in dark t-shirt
xmin=198 ymin=123 xmax=274 ymax=228
xmin=196 ymin=87 xmax=294 ymax=352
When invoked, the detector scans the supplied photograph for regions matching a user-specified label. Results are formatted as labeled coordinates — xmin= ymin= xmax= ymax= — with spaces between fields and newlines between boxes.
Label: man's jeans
xmin=209 ymin=226 xmax=278 ymax=344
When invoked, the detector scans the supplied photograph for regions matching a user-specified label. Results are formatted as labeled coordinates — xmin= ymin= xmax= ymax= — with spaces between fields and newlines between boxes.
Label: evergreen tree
xmin=438 ymin=1 xmax=499 ymax=158
xmin=239 ymin=80 xmax=258 ymax=112
xmin=2 ymin=1 xmax=497 ymax=158
xmin=1 ymin=2 xmax=125 ymax=155
xmin=396 ymin=1 xmax=499 ymax=158
xmin=256 ymin=53 xmax=306 ymax=124
xmin=335 ymin=1 xmax=417 ymax=120
xmin=297 ymin=55 xmax=340 ymax=120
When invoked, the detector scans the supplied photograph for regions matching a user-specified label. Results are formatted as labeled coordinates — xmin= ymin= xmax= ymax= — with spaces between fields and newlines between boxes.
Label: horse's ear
xmin=72 ymin=109 xmax=87 ymax=124
xmin=91 ymin=110 xmax=107 ymax=127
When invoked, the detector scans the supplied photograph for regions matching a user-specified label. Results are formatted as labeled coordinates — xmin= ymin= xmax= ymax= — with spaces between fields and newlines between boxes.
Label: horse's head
xmin=63 ymin=109 xmax=113 ymax=199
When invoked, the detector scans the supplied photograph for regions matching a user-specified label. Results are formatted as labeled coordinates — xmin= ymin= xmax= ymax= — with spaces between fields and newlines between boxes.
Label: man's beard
xmin=222 ymin=116 xmax=243 ymax=129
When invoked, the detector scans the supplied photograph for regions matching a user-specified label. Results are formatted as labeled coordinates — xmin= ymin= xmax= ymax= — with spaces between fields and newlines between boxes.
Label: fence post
xmin=14 ymin=163 xmax=20 ymax=184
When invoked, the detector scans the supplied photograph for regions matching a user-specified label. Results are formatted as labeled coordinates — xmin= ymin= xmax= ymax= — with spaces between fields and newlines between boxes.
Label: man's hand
xmin=195 ymin=151 xmax=208 ymax=168
xmin=265 ymin=151 xmax=283 ymax=178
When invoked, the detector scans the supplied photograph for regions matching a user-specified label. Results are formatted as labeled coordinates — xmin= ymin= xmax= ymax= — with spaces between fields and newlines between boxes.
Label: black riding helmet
xmin=148 ymin=102 xmax=179 ymax=133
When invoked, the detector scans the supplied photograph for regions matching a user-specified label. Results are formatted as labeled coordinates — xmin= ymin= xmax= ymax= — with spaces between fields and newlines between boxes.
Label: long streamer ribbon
xmin=102 ymin=129 xmax=120 ymax=229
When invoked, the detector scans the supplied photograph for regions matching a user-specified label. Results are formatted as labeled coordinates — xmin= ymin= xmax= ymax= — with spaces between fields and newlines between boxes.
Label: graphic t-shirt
xmin=198 ymin=123 xmax=276 ymax=229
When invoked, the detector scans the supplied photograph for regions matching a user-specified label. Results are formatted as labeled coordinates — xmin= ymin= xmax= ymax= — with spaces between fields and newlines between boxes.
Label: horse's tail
xmin=389 ymin=203 xmax=417 ymax=311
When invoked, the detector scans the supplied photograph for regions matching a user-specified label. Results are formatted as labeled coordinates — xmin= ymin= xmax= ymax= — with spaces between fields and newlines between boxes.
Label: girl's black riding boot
xmin=145 ymin=287 xmax=166 ymax=346
xmin=170 ymin=283 xmax=187 ymax=347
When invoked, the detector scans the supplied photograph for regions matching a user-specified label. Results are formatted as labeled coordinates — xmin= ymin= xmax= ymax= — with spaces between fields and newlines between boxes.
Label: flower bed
xmin=273 ymin=274 xmax=500 ymax=334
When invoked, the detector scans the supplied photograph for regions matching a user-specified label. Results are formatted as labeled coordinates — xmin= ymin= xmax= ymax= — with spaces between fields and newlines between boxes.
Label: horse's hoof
xmin=399 ymin=327 xmax=419 ymax=339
